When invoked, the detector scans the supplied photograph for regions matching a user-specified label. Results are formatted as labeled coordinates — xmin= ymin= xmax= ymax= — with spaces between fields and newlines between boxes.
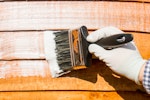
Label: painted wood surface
xmin=0 ymin=32 xmax=45 ymax=60
xmin=0 ymin=1 xmax=150 ymax=32
xmin=0 ymin=0 xmax=150 ymax=99
xmin=1 ymin=0 xmax=150 ymax=2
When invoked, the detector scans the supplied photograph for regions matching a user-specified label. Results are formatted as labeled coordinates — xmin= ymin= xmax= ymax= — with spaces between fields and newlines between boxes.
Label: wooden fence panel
xmin=0 ymin=1 xmax=150 ymax=32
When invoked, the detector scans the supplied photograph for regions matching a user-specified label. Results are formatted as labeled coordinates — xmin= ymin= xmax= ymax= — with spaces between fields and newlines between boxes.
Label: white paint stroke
xmin=0 ymin=60 xmax=50 ymax=78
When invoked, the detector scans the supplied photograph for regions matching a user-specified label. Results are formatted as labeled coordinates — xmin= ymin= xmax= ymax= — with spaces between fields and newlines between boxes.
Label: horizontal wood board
xmin=0 ymin=31 xmax=149 ymax=60
xmin=0 ymin=0 xmax=150 ymax=99
xmin=0 ymin=91 xmax=149 ymax=100
xmin=0 ymin=1 xmax=150 ymax=32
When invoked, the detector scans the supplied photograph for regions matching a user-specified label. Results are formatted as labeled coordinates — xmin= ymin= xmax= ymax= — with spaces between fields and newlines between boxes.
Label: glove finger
xmin=87 ymin=26 xmax=124 ymax=42
xmin=94 ymin=52 xmax=105 ymax=60
xmin=87 ymin=29 xmax=106 ymax=42
xmin=88 ymin=44 xmax=107 ymax=55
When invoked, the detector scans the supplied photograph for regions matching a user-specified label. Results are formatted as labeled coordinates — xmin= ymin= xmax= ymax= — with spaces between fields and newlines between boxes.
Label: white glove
xmin=87 ymin=26 xmax=146 ymax=84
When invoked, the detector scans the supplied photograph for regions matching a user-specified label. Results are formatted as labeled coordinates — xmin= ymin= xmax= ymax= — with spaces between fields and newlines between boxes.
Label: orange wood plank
xmin=0 ymin=60 xmax=143 ymax=91
xmin=121 ymin=0 xmax=150 ymax=2
xmin=0 ymin=32 xmax=149 ymax=60
xmin=0 ymin=91 xmax=149 ymax=100
xmin=0 ymin=1 xmax=150 ymax=32
xmin=133 ymin=33 xmax=150 ymax=59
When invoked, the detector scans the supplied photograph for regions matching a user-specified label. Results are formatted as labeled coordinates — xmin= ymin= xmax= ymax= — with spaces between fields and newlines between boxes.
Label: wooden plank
xmin=133 ymin=33 xmax=150 ymax=59
xmin=128 ymin=0 xmax=150 ymax=2
xmin=1 ymin=0 xmax=150 ymax=3
xmin=0 ymin=31 xmax=149 ymax=60
xmin=0 ymin=1 xmax=150 ymax=32
xmin=0 ymin=60 xmax=143 ymax=91
xmin=0 ymin=32 xmax=45 ymax=60
xmin=0 ymin=91 xmax=149 ymax=100
xmin=0 ymin=60 xmax=50 ymax=79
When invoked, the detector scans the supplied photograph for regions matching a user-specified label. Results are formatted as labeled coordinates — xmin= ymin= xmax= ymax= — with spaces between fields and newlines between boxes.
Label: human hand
xmin=87 ymin=26 xmax=146 ymax=84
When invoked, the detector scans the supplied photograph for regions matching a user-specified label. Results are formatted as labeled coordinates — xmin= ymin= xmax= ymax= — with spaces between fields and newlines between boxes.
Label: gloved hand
xmin=87 ymin=26 xmax=146 ymax=84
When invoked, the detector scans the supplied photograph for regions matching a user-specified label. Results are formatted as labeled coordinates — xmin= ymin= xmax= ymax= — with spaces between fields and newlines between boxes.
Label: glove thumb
xmin=88 ymin=44 xmax=107 ymax=59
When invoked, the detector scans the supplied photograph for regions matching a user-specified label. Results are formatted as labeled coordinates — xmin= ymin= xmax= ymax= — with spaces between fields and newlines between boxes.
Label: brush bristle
xmin=44 ymin=31 xmax=72 ymax=77
xmin=54 ymin=31 xmax=72 ymax=70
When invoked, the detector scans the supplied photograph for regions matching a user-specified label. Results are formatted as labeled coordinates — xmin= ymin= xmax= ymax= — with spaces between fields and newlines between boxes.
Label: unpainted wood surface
xmin=133 ymin=33 xmax=150 ymax=59
xmin=0 ymin=1 xmax=150 ymax=32
xmin=0 ymin=91 xmax=149 ymax=100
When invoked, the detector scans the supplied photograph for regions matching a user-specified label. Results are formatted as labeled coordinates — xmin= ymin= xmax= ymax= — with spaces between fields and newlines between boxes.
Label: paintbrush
xmin=44 ymin=26 xmax=133 ymax=77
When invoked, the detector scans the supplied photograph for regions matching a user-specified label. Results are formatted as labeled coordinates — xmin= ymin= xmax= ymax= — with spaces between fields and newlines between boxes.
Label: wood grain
xmin=0 ymin=1 xmax=150 ymax=32
xmin=0 ymin=60 xmax=144 ymax=91
xmin=133 ymin=33 xmax=150 ymax=59
xmin=0 ymin=31 xmax=149 ymax=92
xmin=1 ymin=0 xmax=150 ymax=2
xmin=128 ymin=0 xmax=150 ymax=2
xmin=0 ymin=0 xmax=150 ymax=99
xmin=0 ymin=32 xmax=149 ymax=60
xmin=0 ymin=60 xmax=50 ymax=79
xmin=0 ymin=91 xmax=149 ymax=100
xmin=0 ymin=32 xmax=45 ymax=60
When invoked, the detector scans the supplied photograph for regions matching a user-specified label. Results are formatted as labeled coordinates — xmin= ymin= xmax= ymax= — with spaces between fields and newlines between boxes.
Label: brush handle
xmin=80 ymin=26 xmax=133 ymax=67
xmin=95 ymin=34 xmax=133 ymax=49
xmin=80 ymin=26 xmax=133 ymax=49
